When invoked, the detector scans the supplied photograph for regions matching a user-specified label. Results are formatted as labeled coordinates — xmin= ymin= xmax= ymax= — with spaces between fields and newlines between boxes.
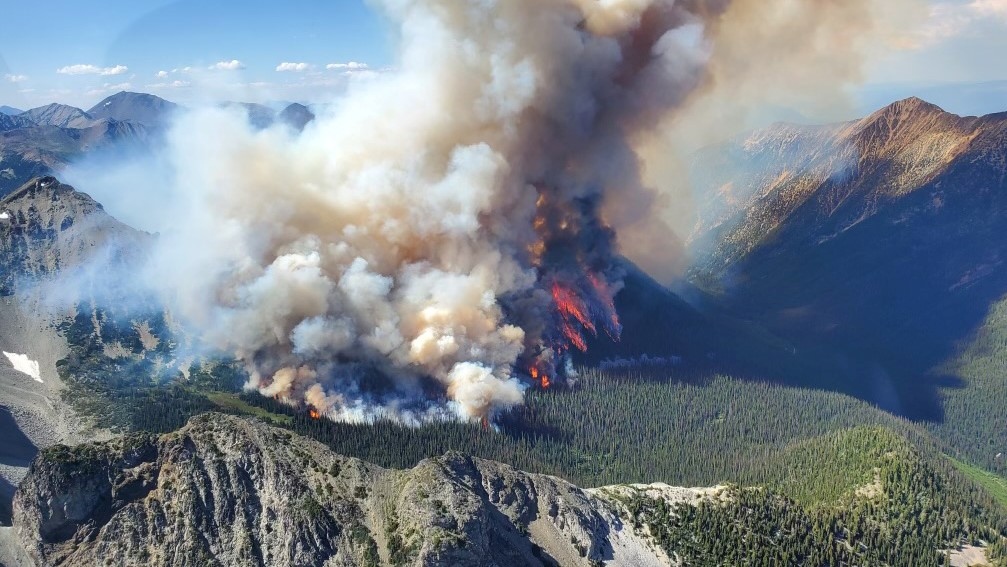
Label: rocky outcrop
xmin=12 ymin=413 xmax=677 ymax=567
xmin=0 ymin=176 xmax=148 ymax=295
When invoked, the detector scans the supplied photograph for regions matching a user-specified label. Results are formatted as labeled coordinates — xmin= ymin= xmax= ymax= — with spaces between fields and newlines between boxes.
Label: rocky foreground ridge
xmin=11 ymin=413 xmax=717 ymax=567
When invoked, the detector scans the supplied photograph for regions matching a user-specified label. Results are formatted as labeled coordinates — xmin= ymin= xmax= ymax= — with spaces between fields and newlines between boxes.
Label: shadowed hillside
xmin=690 ymin=98 xmax=1007 ymax=421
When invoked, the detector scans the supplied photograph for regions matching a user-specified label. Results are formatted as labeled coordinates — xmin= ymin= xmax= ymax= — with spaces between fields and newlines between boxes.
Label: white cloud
xmin=56 ymin=64 xmax=128 ymax=76
xmin=972 ymin=0 xmax=1007 ymax=16
xmin=276 ymin=62 xmax=312 ymax=72
xmin=156 ymin=70 xmax=169 ymax=78
xmin=907 ymin=0 xmax=1007 ymax=49
xmin=4 ymin=74 xmax=27 ymax=83
xmin=209 ymin=60 xmax=245 ymax=71
xmin=326 ymin=61 xmax=369 ymax=71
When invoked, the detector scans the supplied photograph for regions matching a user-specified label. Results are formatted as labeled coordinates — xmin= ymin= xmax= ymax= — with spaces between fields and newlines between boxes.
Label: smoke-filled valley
xmin=7 ymin=0 xmax=1007 ymax=565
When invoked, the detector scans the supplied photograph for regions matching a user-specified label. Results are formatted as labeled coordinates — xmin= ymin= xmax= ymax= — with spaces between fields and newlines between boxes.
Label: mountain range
xmin=689 ymin=97 xmax=1007 ymax=421
xmin=0 ymin=92 xmax=316 ymax=197
xmin=3 ymin=97 xmax=1007 ymax=565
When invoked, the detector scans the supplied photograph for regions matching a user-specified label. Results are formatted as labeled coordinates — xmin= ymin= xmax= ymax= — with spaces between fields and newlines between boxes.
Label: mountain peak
xmin=1 ymin=176 xmax=99 ymax=209
xmin=86 ymin=91 xmax=178 ymax=128
xmin=867 ymin=96 xmax=949 ymax=122
xmin=278 ymin=102 xmax=315 ymax=130
xmin=847 ymin=95 xmax=971 ymax=164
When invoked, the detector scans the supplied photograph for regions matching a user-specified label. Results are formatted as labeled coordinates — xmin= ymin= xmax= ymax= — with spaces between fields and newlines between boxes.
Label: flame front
xmin=308 ymin=408 xmax=321 ymax=420
xmin=551 ymin=281 xmax=594 ymax=352
xmin=519 ymin=186 xmax=623 ymax=387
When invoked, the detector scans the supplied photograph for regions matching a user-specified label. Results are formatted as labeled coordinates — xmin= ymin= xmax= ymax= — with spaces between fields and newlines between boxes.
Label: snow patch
xmin=0 ymin=211 xmax=9 ymax=220
xmin=2 ymin=351 xmax=42 ymax=382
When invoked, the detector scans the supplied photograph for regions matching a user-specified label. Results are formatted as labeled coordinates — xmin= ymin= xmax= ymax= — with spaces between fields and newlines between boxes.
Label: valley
xmin=4 ymin=95 xmax=1007 ymax=565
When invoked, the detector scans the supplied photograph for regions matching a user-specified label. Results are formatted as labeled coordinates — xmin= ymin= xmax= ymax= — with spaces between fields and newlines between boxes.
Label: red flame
xmin=551 ymin=281 xmax=594 ymax=352
xmin=521 ymin=186 xmax=623 ymax=390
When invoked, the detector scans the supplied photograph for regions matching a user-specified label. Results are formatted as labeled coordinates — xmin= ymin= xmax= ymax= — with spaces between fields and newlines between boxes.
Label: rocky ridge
xmin=690 ymin=97 xmax=1007 ymax=272
xmin=11 ymin=413 xmax=701 ymax=567
xmin=0 ymin=177 xmax=148 ymax=296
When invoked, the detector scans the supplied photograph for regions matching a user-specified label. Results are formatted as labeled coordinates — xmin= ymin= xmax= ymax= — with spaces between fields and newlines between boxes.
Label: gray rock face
xmin=0 ymin=114 xmax=35 ymax=132
xmin=0 ymin=177 xmax=147 ymax=295
xmin=12 ymin=414 xmax=671 ymax=567
xmin=19 ymin=104 xmax=95 ymax=129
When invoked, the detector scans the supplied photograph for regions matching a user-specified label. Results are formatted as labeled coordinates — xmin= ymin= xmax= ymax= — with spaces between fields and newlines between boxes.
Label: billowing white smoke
xmin=135 ymin=0 xmax=825 ymax=423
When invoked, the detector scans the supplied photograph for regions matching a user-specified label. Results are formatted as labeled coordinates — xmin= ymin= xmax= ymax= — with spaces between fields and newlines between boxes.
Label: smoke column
xmin=132 ymin=0 xmax=918 ymax=424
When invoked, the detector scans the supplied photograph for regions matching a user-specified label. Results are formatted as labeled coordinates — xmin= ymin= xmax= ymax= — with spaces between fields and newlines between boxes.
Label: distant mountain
xmin=0 ymin=106 xmax=23 ymax=116
xmin=19 ymin=103 xmax=94 ymax=129
xmin=87 ymin=91 xmax=178 ymax=129
xmin=0 ymin=102 xmax=155 ymax=198
xmin=221 ymin=101 xmax=316 ymax=131
xmin=279 ymin=102 xmax=315 ymax=130
xmin=0 ymin=120 xmax=151 ymax=196
xmin=690 ymin=97 xmax=1007 ymax=419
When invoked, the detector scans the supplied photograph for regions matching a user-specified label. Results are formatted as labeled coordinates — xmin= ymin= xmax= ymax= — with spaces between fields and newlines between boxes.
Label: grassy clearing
xmin=206 ymin=391 xmax=293 ymax=425
xmin=949 ymin=456 xmax=1007 ymax=509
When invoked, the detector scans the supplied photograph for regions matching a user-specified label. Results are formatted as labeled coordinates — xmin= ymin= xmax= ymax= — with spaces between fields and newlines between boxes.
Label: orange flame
xmin=551 ymin=281 xmax=595 ymax=352
xmin=308 ymin=409 xmax=321 ymax=420
xmin=529 ymin=365 xmax=551 ymax=389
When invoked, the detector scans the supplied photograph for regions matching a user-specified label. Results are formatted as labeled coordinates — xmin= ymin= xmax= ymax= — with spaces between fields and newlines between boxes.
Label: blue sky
xmin=1 ymin=0 xmax=1006 ymax=115
xmin=0 ymin=0 xmax=393 ymax=109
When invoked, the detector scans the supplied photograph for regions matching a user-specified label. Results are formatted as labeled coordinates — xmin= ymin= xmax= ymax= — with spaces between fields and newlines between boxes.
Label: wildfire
xmin=519 ymin=186 xmax=624 ymax=390
xmin=529 ymin=365 xmax=551 ymax=389
xmin=308 ymin=408 xmax=321 ymax=420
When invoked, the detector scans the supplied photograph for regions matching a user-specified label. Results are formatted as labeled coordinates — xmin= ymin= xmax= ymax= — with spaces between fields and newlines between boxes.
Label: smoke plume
xmin=99 ymin=0 xmax=922 ymax=424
